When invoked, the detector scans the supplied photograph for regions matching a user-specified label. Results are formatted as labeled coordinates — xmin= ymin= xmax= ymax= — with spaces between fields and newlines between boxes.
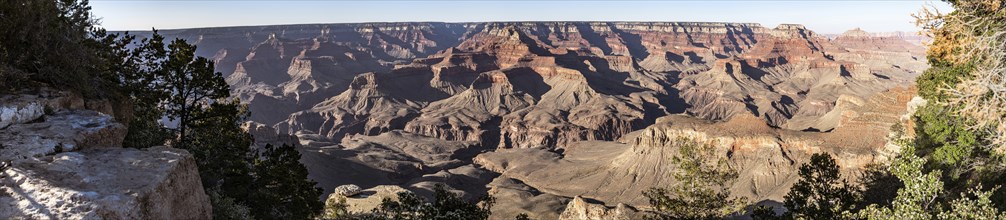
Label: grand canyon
xmin=131 ymin=21 xmax=927 ymax=219
xmin=13 ymin=0 xmax=1006 ymax=219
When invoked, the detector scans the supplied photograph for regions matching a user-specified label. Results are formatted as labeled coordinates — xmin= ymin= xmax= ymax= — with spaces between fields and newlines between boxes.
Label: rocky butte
xmin=1 ymin=21 xmax=925 ymax=219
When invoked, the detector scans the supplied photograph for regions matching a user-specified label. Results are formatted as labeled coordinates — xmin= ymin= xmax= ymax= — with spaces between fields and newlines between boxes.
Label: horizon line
xmin=103 ymin=20 xmax=914 ymax=34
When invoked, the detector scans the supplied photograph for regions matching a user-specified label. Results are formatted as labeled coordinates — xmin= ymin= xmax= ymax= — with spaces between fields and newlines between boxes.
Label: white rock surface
xmin=0 ymin=88 xmax=89 ymax=130
xmin=0 ymin=96 xmax=44 ymax=129
xmin=0 ymin=146 xmax=212 ymax=219
xmin=325 ymin=185 xmax=409 ymax=214
xmin=334 ymin=184 xmax=363 ymax=197
xmin=558 ymin=196 xmax=639 ymax=220
xmin=0 ymin=110 xmax=126 ymax=164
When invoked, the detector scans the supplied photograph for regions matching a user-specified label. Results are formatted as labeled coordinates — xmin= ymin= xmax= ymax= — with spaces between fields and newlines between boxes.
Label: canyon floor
xmin=145 ymin=22 xmax=927 ymax=219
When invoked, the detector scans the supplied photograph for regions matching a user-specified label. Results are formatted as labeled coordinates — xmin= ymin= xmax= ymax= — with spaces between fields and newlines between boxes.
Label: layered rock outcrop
xmin=475 ymin=86 xmax=918 ymax=210
xmin=147 ymin=22 xmax=926 ymax=151
xmin=0 ymin=90 xmax=212 ymax=219
xmin=0 ymin=110 xmax=126 ymax=163
xmin=142 ymin=22 xmax=927 ymax=219
xmin=324 ymin=185 xmax=410 ymax=214
xmin=558 ymin=196 xmax=640 ymax=220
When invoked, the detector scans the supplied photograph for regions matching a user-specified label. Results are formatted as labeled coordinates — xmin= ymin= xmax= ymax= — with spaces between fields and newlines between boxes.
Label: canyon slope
xmin=146 ymin=22 xmax=927 ymax=218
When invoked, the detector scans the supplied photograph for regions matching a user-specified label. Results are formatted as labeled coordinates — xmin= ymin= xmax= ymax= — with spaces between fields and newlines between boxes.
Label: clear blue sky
xmin=91 ymin=0 xmax=952 ymax=34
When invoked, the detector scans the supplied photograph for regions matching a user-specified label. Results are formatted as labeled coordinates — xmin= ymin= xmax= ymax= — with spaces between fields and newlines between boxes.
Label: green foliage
xmin=249 ymin=143 xmax=324 ymax=220
xmin=914 ymin=104 xmax=982 ymax=170
xmin=782 ymin=153 xmax=860 ymax=219
xmin=753 ymin=153 xmax=861 ymax=220
xmin=937 ymin=186 xmax=1006 ymax=220
xmin=643 ymin=138 xmax=746 ymax=220
xmin=856 ymin=145 xmax=1006 ymax=220
xmin=113 ymin=33 xmax=323 ymax=219
xmin=158 ymin=39 xmax=230 ymax=147
xmin=856 ymin=146 xmax=946 ymax=219
xmin=116 ymin=33 xmax=231 ymax=148
xmin=915 ymin=63 xmax=972 ymax=102
xmin=184 ymin=98 xmax=322 ymax=220
xmin=208 ymin=187 xmax=253 ymax=220
xmin=0 ymin=0 xmax=103 ymax=94
xmin=111 ymin=31 xmax=173 ymax=148
xmin=908 ymin=0 xmax=1006 ymax=210
xmin=185 ymin=100 xmax=255 ymax=200
xmin=750 ymin=205 xmax=780 ymax=220
xmin=857 ymin=163 xmax=903 ymax=209
xmin=349 ymin=184 xmax=494 ymax=220
xmin=1 ymin=1 xmax=324 ymax=219
xmin=323 ymin=197 xmax=351 ymax=219
xmin=515 ymin=213 xmax=532 ymax=220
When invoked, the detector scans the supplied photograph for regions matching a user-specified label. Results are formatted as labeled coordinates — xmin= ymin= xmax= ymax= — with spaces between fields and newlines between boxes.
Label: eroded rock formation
xmin=149 ymin=22 xmax=926 ymax=151
xmin=476 ymin=86 xmax=918 ymax=211
xmin=147 ymin=23 xmax=927 ymax=218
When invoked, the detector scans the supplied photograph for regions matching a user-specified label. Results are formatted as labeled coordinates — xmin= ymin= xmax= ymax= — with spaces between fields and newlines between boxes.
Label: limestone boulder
xmin=0 ymin=110 xmax=126 ymax=164
xmin=558 ymin=196 xmax=640 ymax=220
xmin=0 ymin=146 xmax=212 ymax=219
xmin=325 ymin=185 xmax=409 ymax=214
xmin=333 ymin=184 xmax=363 ymax=197
xmin=0 ymin=95 xmax=45 ymax=129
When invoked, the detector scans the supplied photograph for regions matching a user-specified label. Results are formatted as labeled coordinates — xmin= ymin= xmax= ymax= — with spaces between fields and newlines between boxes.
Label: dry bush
xmin=916 ymin=0 xmax=1006 ymax=148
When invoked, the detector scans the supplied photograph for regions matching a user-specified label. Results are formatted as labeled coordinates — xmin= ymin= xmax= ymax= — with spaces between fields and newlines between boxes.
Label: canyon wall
xmin=147 ymin=22 xmax=925 ymax=150
xmin=140 ymin=22 xmax=927 ymax=218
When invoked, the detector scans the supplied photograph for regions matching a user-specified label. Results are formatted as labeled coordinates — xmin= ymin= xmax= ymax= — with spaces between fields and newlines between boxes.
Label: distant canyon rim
xmin=137 ymin=21 xmax=927 ymax=219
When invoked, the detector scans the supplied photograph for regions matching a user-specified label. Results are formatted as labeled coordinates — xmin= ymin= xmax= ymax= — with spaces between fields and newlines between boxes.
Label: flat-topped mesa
xmin=831 ymin=27 xmax=927 ymax=56
xmin=767 ymin=23 xmax=825 ymax=41
xmin=775 ymin=23 xmax=808 ymax=30
xmin=356 ymin=22 xmax=439 ymax=32
xmin=461 ymin=21 xmax=766 ymax=34
xmin=609 ymin=21 xmax=764 ymax=34
xmin=838 ymin=27 xmax=873 ymax=38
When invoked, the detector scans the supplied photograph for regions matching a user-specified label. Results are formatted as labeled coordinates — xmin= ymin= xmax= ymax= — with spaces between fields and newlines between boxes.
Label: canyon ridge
xmin=135 ymin=21 xmax=926 ymax=219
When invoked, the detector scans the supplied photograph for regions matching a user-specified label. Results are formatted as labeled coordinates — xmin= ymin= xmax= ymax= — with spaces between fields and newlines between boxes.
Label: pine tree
xmin=125 ymin=33 xmax=324 ymax=219
xmin=0 ymin=0 xmax=102 ymax=94
xmin=249 ymin=143 xmax=324 ymax=220
xmin=156 ymin=38 xmax=231 ymax=148
xmin=781 ymin=153 xmax=860 ymax=219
